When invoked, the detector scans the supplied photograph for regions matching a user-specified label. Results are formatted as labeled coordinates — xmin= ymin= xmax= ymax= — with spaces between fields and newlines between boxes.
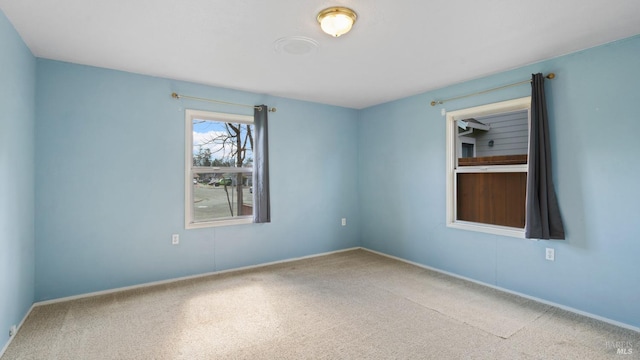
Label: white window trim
xmin=185 ymin=109 xmax=254 ymax=229
xmin=445 ymin=97 xmax=531 ymax=238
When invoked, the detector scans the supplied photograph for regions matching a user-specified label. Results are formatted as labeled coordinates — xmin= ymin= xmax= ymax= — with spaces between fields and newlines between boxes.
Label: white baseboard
xmin=35 ymin=247 xmax=361 ymax=307
xmin=361 ymin=247 xmax=640 ymax=333
xmin=0 ymin=303 xmax=35 ymax=359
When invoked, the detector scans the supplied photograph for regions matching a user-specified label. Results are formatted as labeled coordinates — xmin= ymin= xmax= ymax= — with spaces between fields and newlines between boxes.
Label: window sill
xmin=447 ymin=220 xmax=525 ymax=238
xmin=186 ymin=216 xmax=253 ymax=229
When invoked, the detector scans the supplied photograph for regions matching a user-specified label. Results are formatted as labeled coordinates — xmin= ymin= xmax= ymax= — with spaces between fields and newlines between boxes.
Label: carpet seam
xmin=369 ymin=282 xmax=511 ymax=341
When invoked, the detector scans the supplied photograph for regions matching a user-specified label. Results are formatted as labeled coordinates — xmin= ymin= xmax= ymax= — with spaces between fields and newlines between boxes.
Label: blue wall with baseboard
xmin=0 ymin=10 xmax=36 ymax=352
xmin=359 ymin=35 xmax=640 ymax=328
xmin=34 ymin=59 xmax=361 ymax=301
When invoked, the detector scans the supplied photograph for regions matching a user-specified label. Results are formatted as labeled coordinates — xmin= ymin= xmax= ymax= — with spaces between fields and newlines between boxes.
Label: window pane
xmin=461 ymin=143 xmax=474 ymax=158
xmin=446 ymin=97 xmax=530 ymax=236
xmin=192 ymin=172 xmax=253 ymax=222
xmin=193 ymin=119 xmax=254 ymax=168
xmin=457 ymin=109 xmax=528 ymax=166
xmin=456 ymin=172 xmax=526 ymax=228
xmin=191 ymin=117 xmax=254 ymax=223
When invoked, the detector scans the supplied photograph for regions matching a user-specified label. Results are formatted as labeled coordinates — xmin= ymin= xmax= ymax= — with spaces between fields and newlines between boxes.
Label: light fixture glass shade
xmin=317 ymin=7 xmax=357 ymax=37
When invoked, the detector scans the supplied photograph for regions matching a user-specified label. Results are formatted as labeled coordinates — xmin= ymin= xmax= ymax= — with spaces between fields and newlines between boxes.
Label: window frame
xmin=445 ymin=97 xmax=531 ymax=238
xmin=185 ymin=109 xmax=255 ymax=229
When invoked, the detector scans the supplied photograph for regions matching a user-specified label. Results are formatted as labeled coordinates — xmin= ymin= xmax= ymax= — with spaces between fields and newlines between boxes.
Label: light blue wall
xmin=359 ymin=35 xmax=640 ymax=328
xmin=35 ymin=60 xmax=360 ymax=301
xmin=0 ymin=10 xmax=36 ymax=351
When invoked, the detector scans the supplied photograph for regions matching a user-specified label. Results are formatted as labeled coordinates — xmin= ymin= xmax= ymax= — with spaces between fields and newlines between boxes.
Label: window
xmin=460 ymin=138 xmax=476 ymax=158
xmin=185 ymin=109 xmax=255 ymax=228
xmin=445 ymin=97 xmax=531 ymax=238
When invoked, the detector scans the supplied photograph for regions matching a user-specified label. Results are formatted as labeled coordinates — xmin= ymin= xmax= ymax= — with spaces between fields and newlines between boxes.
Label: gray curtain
xmin=253 ymin=105 xmax=270 ymax=223
xmin=525 ymin=73 xmax=564 ymax=239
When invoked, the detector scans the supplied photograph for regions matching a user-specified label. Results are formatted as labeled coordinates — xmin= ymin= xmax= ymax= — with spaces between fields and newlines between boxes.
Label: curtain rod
xmin=430 ymin=73 xmax=555 ymax=107
xmin=171 ymin=92 xmax=277 ymax=112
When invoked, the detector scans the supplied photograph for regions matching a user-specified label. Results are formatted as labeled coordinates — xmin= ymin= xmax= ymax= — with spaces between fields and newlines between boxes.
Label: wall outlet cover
xmin=545 ymin=248 xmax=555 ymax=261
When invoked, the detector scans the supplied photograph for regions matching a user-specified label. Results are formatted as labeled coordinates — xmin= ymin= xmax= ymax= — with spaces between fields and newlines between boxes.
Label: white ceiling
xmin=2 ymin=0 xmax=639 ymax=109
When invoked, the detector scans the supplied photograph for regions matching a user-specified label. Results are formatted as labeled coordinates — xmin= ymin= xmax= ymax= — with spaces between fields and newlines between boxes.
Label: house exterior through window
xmin=445 ymin=97 xmax=531 ymax=238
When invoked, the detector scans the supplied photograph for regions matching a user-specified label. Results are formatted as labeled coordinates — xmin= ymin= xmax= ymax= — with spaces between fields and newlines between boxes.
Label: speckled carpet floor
xmin=2 ymin=249 xmax=638 ymax=359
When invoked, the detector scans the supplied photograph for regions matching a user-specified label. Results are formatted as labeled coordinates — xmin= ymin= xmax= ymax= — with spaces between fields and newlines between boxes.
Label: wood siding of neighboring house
xmin=457 ymin=172 xmax=527 ymax=228
xmin=473 ymin=110 xmax=528 ymax=157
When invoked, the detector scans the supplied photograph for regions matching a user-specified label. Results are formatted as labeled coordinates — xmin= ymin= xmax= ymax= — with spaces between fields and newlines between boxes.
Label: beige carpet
xmin=2 ymin=249 xmax=638 ymax=359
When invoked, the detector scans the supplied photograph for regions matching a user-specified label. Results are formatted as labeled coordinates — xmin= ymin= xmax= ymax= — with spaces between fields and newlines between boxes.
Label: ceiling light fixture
xmin=317 ymin=7 xmax=357 ymax=37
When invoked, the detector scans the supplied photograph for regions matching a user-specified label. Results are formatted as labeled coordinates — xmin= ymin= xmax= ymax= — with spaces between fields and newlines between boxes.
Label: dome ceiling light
xmin=316 ymin=7 xmax=357 ymax=37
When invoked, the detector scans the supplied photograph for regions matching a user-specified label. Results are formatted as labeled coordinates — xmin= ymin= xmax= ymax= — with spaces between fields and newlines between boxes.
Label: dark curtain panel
xmin=253 ymin=105 xmax=271 ymax=223
xmin=525 ymin=73 xmax=565 ymax=239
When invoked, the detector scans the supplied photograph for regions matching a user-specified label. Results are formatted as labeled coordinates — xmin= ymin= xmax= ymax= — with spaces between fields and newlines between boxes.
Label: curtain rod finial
xmin=171 ymin=92 xmax=180 ymax=99
xmin=546 ymin=73 xmax=555 ymax=80
xmin=269 ymin=107 xmax=277 ymax=113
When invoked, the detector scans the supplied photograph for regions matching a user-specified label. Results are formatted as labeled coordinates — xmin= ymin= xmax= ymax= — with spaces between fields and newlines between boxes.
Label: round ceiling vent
xmin=274 ymin=36 xmax=319 ymax=55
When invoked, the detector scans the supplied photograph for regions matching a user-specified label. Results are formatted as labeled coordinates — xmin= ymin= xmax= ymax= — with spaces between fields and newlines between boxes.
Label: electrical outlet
xmin=341 ymin=218 xmax=347 ymax=226
xmin=545 ymin=248 xmax=555 ymax=261
xmin=9 ymin=325 xmax=17 ymax=337
xmin=172 ymin=234 xmax=179 ymax=245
